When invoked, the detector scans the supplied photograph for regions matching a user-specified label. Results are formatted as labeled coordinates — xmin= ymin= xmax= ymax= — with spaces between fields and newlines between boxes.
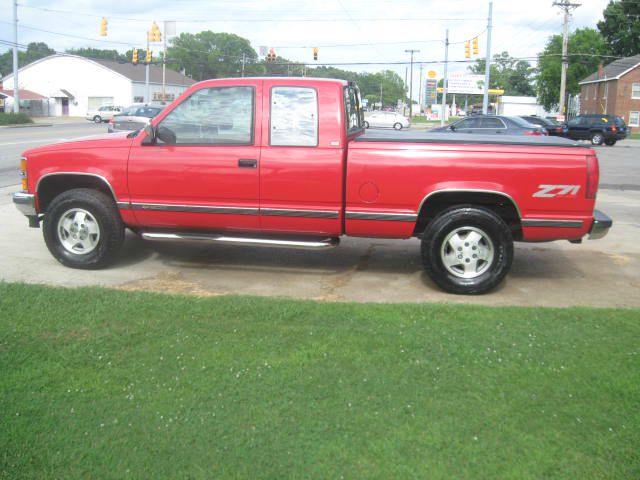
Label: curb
xmin=0 ymin=123 xmax=53 ymax=129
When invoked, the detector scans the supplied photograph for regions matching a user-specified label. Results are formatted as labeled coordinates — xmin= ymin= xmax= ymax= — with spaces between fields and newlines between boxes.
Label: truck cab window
xmin=270 ymin=87 xmax=318 ymax=147
xmin=157 ymin=86 xmax=254 ymax=145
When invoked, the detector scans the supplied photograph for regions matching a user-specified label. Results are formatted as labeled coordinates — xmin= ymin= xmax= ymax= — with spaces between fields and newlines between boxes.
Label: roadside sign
xmin=427 ymin=70 xmax=437 ymax=79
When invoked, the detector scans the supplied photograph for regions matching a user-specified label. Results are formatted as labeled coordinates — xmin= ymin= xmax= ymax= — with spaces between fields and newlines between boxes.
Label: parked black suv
xmin=565 ymin=114 xmax=629 ymax=146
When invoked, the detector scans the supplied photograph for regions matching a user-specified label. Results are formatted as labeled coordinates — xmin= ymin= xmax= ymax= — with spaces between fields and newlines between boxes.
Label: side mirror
xmin=157 ymin=126 xmax=177 ymax=145
xmin=141 ymin=124 xmax=156 ymax=145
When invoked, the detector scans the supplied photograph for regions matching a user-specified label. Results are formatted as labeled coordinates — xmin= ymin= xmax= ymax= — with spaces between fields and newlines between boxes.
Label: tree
xmin=355 ymin=70 xmax=406 ymax=108
xmin=598 ymin=0 xmax=640 ymax=57
xmin=537 ymin=28 xmax=610 ymax=111
xmin=468 ymin=51 xmax=535 ymax=96
xmin=166 ymin=31 xmax=259 ymax=81
xmin=0 ymin=42 xmax=54 ymax=77
xmin=66 ymin=48 xmax=127 ymax=62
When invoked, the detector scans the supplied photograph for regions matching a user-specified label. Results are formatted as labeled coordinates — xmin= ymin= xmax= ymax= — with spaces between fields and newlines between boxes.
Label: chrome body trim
xmin=261 ymin=208 xmax=339 ymax=219
xmin=521 ymin=219 xmax=584 ymax=228
xmin=417 ymin=189 xmax=522 ymax=219
xmin=36 ymin=172 xmax=118 ymax=201
xmin=116 ymin=202 xmax=130 ymax=209
xmin=12 ymin=192 xmax=37 ymax=216
xmin=141 ymin=232 xmax=339 ymax=250
xmin=345 ymin=211 xmax=418 ymax=222
xmin=588 ymin=209 xmax=612 ymax=240
xmin=129 ymin=203 xmax=259 ymax=216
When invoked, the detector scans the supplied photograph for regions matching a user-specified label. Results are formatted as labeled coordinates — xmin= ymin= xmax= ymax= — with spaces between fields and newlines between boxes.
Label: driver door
xmin=126 ymin=81 xmax=262 ymax=232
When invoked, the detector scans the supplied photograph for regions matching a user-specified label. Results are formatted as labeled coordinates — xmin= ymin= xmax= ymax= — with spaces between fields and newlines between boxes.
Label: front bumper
xmin=589 ymin=209 xmax=612 ymax=240
xmin=13 ymin=192 xmax=37 ymax=216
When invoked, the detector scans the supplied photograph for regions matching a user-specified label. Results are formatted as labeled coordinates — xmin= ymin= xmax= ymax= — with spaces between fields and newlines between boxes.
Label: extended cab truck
xmin=13 ymin=78 xmax=612 ymax=294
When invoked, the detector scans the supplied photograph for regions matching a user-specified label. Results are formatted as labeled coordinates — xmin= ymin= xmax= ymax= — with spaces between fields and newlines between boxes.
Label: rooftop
xmin=579 ymin=54 xmax=640 ymax=85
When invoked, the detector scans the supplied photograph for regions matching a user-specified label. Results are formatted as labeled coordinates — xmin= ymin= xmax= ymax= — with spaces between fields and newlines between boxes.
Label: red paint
xmin=22 ymin=77 xmax=601 ymax=244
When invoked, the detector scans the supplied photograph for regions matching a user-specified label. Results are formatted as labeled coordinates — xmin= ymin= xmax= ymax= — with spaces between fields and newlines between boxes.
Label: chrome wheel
xmin=393 ymin=122 xmax=402 ymax=130
xmin=440 ymin=226 xmax=494 ymax=279
xmin=57 ymin=208 xmax=100 ymax=254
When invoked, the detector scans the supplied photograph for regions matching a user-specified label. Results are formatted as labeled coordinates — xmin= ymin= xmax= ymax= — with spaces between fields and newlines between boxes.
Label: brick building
xmin=578 ymin=54 xmax=640 ymax=128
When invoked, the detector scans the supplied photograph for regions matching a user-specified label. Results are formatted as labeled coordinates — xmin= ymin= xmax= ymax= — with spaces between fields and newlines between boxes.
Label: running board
xmin=141 ymin=232 xmax=340 ymax=250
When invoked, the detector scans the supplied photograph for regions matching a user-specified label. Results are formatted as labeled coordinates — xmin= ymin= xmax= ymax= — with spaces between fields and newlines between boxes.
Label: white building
xmin=1 ymin=54 xmax=195 ymax=117
xmin=497 ymin=96 xmax=553 ymax=117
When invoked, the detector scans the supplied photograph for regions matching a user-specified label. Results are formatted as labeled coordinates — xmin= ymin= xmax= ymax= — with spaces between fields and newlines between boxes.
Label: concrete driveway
xmin=1 ymin=185 xmax=638 ymax=308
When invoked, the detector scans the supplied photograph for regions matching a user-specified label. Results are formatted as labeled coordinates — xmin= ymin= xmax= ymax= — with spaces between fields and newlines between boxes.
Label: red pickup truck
xmin=13 ymin=77 xmax=612 ymax=294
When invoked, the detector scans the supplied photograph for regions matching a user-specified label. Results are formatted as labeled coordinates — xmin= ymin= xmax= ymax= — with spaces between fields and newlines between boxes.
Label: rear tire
xmin=393 ymin=122 xmax=403 ymax=130
xmin=43 ymin=188 xmax=125 ymax=269
xmin=363 ymin=121 xmax=370 ymax=129
xmin=421 ymin=206 xmax=513 ymax=294
xmin=604 ymin=139 xmax=616 ymax=146
xmin=590 ymin=132 xmax=604 ymax=145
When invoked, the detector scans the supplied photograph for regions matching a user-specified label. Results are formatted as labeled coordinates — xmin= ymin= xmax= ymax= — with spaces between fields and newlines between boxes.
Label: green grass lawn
xmin=630 ymin=132 xmax=640 ymax=140
xmin=1 ymin=283 xmax=638 ymax=479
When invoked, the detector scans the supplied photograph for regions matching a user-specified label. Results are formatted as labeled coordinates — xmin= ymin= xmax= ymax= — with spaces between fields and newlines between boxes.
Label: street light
xmin=405 ymin=49 xmax=420 ymax=118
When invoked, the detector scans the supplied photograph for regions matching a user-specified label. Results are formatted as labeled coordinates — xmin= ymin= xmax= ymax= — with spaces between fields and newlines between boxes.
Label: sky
xmin=0 ymin=0 xmax=612 ymax=98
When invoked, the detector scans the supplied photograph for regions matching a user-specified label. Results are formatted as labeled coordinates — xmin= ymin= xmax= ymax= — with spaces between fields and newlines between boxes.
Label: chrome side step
xmin=141 ymin=232 xmax=340 ymax=250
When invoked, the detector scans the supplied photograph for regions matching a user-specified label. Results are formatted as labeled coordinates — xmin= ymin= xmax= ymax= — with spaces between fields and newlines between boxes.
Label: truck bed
xmin=356 ymin=131 xmax=586 ymax=148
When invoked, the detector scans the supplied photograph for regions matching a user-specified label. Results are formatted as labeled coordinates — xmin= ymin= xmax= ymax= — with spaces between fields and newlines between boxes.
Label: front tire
xmin=393 ymin=122 xmax=403 ymax=130
xmin=43 ymin=188 xmax=125 ymax=269
xmin=421 ymin=206 xmax=513 ymax=294
xmin=591 ymin=132 xmax=604 ymax=145
xmin=93 ymin=115 xmax=102 ymax=123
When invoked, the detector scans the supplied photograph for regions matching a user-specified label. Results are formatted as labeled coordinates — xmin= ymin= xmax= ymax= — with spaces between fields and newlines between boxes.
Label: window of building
xmin=270 ymin=87 xmax=318 ymax=147
xmin=629 ymin=111 xmax=640 ymax=127
xmin=157 ymin=86 xmax=254 ymax=145
xmin=632 ymin=83 xmax=640 ymax=99
xmin=133 ymin=96 xmax=144 ymax=103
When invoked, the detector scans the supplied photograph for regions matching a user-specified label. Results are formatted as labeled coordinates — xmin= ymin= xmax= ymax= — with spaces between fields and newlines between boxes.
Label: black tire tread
xmin=42 ymin=188 xmax=124 ymax=269
xmin=421 ymin=205 xmax=513 ymax=295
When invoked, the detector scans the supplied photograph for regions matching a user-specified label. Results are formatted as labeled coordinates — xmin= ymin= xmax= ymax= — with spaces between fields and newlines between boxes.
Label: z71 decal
xmin=533 ymin=184 xmax=581 ymax=198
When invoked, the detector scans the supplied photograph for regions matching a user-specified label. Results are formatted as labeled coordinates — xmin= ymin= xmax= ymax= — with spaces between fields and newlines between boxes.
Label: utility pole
xmin=482 ymin=2 xmax=493 ymax=115
xmin=241 ymin=52 xmax=246 ymax=77
xmin=418 ymin=64 xmax=424 ymax=111
xmin=161 ymin=21 xmax=167 ymax=104
xmin=380 ymin=83 xmax=383 ymax=109
xmin=440 ymin=29 xmax=449 ymax=126
xmin=405 ymin=49 xmax=420 ymax=118
xmin=145 ymin=29 xmax=150 ymax=103
xmin=12 ymin=0 xmax=19 ymax=113
xmin=554 ymin=0 xmax=581 ymax=120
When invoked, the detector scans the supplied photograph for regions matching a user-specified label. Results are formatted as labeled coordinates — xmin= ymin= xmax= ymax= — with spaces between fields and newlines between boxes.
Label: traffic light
xmin=267 ymin=48 xmax=276 ymax=62
xmin=100 ymin=17 xmax=108 ymax=37
xmin=465 ymin=41 xmax=471 ymax=59
xmin=148 ymin=30 xmax=154 ymax=43
xmin=146 ymin=50 xmax=152 ymax=64
xmin=150 ymin=22 xmax=161 ymax=42
xmin=313 ymin=47 xmax=318 ymax=61
xmin=132 ymin=48 xmax=138 ymax=65
xmin=472 ymin=37 xmax=479 ymax=55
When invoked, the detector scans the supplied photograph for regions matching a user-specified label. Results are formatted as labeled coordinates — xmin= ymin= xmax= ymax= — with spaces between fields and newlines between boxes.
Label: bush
xmin=0 ymin=112 xmax=33 ymax=125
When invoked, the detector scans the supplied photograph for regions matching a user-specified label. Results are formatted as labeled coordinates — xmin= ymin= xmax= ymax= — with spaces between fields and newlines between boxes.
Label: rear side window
xmin=270 ymin=87 xmax=318 ymax=147
xmin=481 ymin=117 xmax=506 ymax=128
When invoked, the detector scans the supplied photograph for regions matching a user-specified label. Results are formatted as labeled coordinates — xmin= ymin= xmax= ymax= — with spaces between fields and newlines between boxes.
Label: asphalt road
xmin=0 ymin=122 xmax=107 ymax=187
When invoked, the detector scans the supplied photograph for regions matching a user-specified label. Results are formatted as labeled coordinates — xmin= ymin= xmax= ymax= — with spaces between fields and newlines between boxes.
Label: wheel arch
xmin=37 ymin=173 xmax=119 ymax=213
xmin=413 ymin=189 xmax=522 ymax=239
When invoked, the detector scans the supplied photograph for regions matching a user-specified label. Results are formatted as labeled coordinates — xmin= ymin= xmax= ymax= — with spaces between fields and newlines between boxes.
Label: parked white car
xmin=85 ymin=105 xmax=124 ymax=123
xmin=364 ymin=111 xmax=411 ymax=130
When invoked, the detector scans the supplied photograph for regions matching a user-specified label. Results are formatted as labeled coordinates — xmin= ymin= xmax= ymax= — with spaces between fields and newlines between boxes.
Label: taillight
xmin=524 ymin=131 xmax=544 ymax=136
xmin=610 ymin=125 xmax=617 ymax=132
xmin=586 ymin=154 xmax=599 ymax=199
xmin=555 ymin=127 xmax=562 ymax=133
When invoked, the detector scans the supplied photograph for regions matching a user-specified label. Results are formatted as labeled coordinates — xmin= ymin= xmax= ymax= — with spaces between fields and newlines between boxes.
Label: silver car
xmin=364 ymin=111 xmax=411 ymax=130
xmin=107 ymin=105 xmax=163 ymax=133
xmin=85 ymin=105 xmax=124 ymax=123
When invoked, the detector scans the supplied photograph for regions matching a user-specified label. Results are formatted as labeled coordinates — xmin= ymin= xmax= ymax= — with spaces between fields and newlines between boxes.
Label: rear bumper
xmin=13 ymin=192 xmax=37 ymax=216
xmin=589 ymin=210 xmax=612 ymax=240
